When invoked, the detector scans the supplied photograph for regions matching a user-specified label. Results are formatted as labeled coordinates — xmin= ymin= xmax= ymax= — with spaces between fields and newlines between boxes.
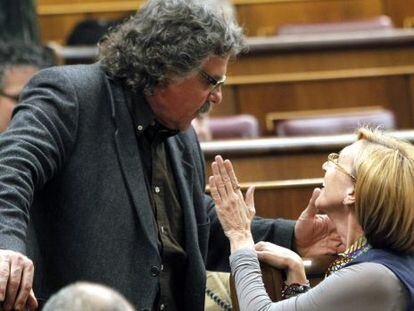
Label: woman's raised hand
xmin=209 ymin=155 xmax=256 ymax=252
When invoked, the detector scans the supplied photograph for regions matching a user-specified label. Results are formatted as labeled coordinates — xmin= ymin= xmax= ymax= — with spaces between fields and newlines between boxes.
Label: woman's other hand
xmin=255 ymin=242 xmax=307 ymax=285
xmin=209 ymin=155 xmax=255 ymax=252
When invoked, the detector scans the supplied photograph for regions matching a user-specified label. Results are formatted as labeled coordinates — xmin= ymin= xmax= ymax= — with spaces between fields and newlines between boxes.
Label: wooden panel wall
xmin=383 ymin=0 xmax=414 ymax=27
xmin=212 ymin=36 xmax=414 ymax=134
xmin=36 ymin=0 xmax=414 ymax=44
xmin=37 ymin=0 xmax=142 ymax=43
xmin=38 ymin=12 xmax=131 ymax=45
xmin=220 ymin=75 xmax=414 ymax=134
xmin=235 ymin=0 xmax=384 ymax=36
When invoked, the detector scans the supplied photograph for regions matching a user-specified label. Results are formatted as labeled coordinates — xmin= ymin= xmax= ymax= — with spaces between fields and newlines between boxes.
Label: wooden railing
xmin=201 ymin=130 xmax=414 ymax=182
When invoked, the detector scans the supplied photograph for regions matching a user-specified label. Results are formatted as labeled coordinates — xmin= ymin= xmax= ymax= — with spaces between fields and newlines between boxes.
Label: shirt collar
xmin=130 ymin=91 xmax=179 ymax=139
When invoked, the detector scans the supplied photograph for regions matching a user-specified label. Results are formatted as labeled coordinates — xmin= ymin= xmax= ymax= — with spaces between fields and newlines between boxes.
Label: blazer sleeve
xmin=0 ymin=67 xmax=79 ymax=253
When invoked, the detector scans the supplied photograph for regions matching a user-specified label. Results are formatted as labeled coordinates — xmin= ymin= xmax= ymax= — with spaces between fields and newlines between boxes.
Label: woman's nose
xmin=322 ymin=161 xmax=328 ymax=171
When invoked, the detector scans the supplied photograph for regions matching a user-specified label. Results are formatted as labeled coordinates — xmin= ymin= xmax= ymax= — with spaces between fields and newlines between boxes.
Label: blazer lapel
xmin=105 ymin=77 xmax=159 ymax=252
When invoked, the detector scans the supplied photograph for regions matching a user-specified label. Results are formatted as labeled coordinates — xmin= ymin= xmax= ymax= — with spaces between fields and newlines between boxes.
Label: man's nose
xmin=208 ymin=86 xmax=223 ymax=105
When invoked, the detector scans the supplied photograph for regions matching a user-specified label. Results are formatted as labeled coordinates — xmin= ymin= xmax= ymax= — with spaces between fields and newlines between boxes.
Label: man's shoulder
xmin=39 ymin=63 xmax=104 ymax=80
xmin=30 ymin=63 xmax=110 ymax=100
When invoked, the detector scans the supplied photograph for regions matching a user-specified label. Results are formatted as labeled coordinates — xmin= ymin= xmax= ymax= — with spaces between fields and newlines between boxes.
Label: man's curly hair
xmin=98 ymin=0 xmax=245 ymax=95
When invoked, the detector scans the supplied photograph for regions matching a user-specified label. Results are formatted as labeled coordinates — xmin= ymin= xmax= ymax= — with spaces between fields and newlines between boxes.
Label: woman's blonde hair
xmin=354 ymin=128 xmax=414 ymax=253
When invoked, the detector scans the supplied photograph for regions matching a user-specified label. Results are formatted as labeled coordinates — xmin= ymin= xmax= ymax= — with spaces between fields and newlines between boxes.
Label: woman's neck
xmin=327 ymin=210 xmax=364 ymax=249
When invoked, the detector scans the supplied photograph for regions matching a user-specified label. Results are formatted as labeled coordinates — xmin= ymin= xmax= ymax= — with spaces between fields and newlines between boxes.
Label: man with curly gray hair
xmin=0 ymin=1 xmax=342 ymax=310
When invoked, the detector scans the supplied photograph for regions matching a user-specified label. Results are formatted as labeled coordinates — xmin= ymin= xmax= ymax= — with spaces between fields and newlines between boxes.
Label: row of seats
xmin=208 ymin=108 xmax=395 ymax=139
xmin=277 ymin=15 xmax=394 ymax=36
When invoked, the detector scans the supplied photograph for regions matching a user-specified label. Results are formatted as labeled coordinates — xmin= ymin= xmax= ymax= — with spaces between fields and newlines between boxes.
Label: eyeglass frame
xmin=327 ymin=153 xmax=357 ymax=182
xmin=0 ymin=90 xmax=19 ymax=102
xmin=199 ymin=70 xmax=226 ymax=93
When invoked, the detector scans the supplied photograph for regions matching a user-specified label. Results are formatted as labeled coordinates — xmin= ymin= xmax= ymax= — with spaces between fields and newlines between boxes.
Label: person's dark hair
xmin=42 ymin=282 xmax=135 ymax=311
xmin=67 ymin=19 xmax=125 ymax=46
xmin=98 ymin=0 xmax=245 ymax=95
xmin=0 ymin=40 xmax=54 ymax=89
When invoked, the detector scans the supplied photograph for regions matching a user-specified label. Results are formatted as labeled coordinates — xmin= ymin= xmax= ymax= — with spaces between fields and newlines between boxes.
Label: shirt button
xmin=137 ymin=125 xmax=143 ymax=131
xmin=154 ymin=186 xmax=160 ymax=193
xmin=151 ymin=265 xmax=160 ymax=277
xmin=160 ymin=226 xmax=165 ymax=234
xmin=160 ymin=304 xmax=166 ymax=310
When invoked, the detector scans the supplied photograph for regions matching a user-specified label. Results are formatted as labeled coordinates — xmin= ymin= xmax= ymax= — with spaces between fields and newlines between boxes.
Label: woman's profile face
xmin=315 ymin=141 xmax=361 ymax=212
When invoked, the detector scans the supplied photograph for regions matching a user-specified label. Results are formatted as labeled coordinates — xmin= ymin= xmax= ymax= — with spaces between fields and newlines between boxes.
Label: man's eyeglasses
xmin=199 ymin=70 xmax=226 ymax=93
xmin=327 ymin=153 xmax=357 ymax=182
xmin=0 ymin=90 xmax=19 ymax=102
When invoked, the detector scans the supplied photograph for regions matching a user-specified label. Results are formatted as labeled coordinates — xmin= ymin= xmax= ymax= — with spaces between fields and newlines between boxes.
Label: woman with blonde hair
xmin=209 ymin=128 xmax=414 ymax=311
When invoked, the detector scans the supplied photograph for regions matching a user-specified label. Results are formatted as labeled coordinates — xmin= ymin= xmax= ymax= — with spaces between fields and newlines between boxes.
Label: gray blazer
xmin=0 ymin=64 xmax=295 ymax=310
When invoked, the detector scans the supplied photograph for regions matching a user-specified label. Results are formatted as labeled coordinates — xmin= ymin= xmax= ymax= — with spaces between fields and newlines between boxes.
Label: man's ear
xmin=343 ymin=187 xmax=355 ymax=206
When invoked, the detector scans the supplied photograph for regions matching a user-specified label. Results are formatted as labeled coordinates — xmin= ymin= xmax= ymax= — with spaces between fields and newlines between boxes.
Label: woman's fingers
xmin=243 ymin=186 xmax=256 ymax=220
xmin=215 ymin=156 xmax=234 ymax=195
xmin=209 ymin=176 xmax=222 ymax=206
xmin=256 ymin=251 xmax=286 ymax=268
xmin=224 ymin=159 xmax=241 ymax=193
xmin=210 ymin=156 xmax=255 ymax=235
xmin=211 ymin=162 xmax=229 ymax=201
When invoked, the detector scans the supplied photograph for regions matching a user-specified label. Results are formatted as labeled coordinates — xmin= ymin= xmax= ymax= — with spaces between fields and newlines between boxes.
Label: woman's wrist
xmin=285 ymin=258 xmax=308 ymax=285
xmin=281 ymin=281 xmax=311 ymax=300
xmin=228 ymin=231 xmax=254 ymax=253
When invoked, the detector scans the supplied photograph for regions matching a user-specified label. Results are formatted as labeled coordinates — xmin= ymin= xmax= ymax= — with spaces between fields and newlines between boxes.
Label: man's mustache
xmin=197 ymin=101 xmax=211 ymax=115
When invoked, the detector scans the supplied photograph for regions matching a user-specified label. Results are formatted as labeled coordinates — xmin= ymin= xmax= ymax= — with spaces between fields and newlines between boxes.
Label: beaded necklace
xmin=325 ymin=236 xmax=372 ymax=277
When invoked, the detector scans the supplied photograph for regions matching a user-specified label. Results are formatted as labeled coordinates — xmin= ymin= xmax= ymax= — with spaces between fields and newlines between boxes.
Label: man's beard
xmin=196 ymin=101 xmax=211 ymax=116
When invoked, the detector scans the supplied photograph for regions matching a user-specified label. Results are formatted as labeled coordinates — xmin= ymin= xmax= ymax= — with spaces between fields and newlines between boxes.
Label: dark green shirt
xmin=129 ymin=91 xmax=187 ymax=311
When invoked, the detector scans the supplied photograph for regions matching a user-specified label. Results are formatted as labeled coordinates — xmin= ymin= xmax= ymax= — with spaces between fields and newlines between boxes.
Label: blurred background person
xmin=0 ymin=41 xmax=54 ymax=132
xmin=0 ymin=0 xmax=40 ymax=45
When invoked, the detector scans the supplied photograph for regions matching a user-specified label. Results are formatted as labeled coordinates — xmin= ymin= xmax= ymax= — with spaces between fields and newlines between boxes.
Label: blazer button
xmin=151 ymin=265 xmax=160 ymax=276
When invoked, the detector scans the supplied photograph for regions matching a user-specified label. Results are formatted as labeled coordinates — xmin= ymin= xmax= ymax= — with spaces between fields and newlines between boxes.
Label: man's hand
xmin=294 ymin=188 xmax=345 ymax=257
xmin=0 ymin=250 xmax=37 ymax=311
